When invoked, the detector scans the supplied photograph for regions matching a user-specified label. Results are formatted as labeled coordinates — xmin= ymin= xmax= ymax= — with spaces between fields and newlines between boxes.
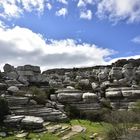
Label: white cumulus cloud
xmin=0 ymin=26 xmax=114 ymax=70
xmin=77 ymin=0 xmax=94 ymax=7
xmin=57 ymin=0 xmax=68 ymax=5
xmin=0 ymin=0 xmax=45 ymax=19
xmin=132 ymin=36 xmax=140 ymax=44
xmin=80 ymin=10 xmax=92 ymax=20
xmin=56 ymin=8 xmax=68 ymax=17
xmin=96 ymin=0 xmax=140 ymax=23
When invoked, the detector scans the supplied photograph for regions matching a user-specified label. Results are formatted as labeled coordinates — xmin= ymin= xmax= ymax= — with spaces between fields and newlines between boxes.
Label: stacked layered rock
xmin=51 ymin=88 xmax=101 ymax=114
xmin=3 ymin=64 xmax=49 ymax=87
xmin=4 ymin=95 xmax=68 ymax=123
xmin=0 ymin=60 xmax=140 ymax=129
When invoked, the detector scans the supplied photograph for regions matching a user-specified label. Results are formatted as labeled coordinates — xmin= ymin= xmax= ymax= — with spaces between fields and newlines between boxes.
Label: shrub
xmin=104 ymin=110 xmax=140 ymax=140
xmin=29 ymin=86 xmax=47 ymax=105
xmin=0 ymin=97 xmax=9 ymax=123
xmin=64 ymin=105 xmax=81 ymax=119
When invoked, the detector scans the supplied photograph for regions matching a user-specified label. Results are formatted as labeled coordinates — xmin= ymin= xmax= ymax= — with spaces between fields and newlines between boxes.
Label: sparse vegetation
xmin=29 ymin=86 xmax=47 ymax=105
xmin=0 ymin=97 xmax=9 ymax=123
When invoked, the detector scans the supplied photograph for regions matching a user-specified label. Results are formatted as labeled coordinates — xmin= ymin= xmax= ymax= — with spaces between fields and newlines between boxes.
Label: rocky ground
xmin=0 ymin=59 xmax=140 ymax=139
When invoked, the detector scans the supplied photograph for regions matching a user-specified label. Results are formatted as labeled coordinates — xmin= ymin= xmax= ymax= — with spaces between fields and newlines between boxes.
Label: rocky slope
xmin=0 ymin=58 xmax=140 ymax=129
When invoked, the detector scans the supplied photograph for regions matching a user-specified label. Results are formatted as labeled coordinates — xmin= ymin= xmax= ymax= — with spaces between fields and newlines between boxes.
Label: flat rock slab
xmin=16 ymin=132 xmax=29 ymax=138
xmin=46 ymin=125 xmax=62 ymax=133
xmin=61 ymin=125 xmax=86 ymax=140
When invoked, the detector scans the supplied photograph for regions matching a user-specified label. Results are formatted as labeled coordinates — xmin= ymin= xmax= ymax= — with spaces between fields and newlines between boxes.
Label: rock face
xmin=3 ymin=64 xmax=49 ymax=87
xmin=109 ymin=67 xmax=122 ymax=80
xmin=3 ymin=64 xmax=15 ymax=73
xmin=105 ymin=87 xmax=140 ymax=110
xmin=0 ymin=59 xmax=140 ymax=126
xmin=4 ymin=115 xmax=44 ymax=130
xmin=4 ymin=95 xmax=68 ymax=122
xmin=55 ymin=88 xmax=101 ymax=114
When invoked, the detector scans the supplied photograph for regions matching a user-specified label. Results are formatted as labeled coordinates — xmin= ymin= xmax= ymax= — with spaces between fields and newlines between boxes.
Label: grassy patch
xmin=0 ymin=119 xmax=112 ymax=140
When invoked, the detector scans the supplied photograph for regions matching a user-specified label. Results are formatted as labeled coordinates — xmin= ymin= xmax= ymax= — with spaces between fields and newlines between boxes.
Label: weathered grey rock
xmin=4 ymin=115 xmax=44 ymax=130
xmin=122 ymin=64 xmax=135 ymax=80
xmin=17 ymin=65 xmax=41 ymax=73
xmin=46 ymin=124 xmax=62 ymax=133
xmin=5 ymin=96 xmax=29 ymax=106
xmin=57 ymin=93 xmax=83 ymax=103
xmin=21 ymin=116 xmax=44 ymax=129
xmin=109 ymin=67 xmax=122 ymax=80
xmin=6 ymin=71 xmax=18 ymax=80
xmin=0 ymin=132 xmax=7 ymax=137
xmin=106 ymin=88 xmax=123 ymax=99
xmin=18 ymin=76 xmax=29 ymax=86
xmin=4 ymin=115 xmax=25 ymax=127
xmin=7 ymin=86 xmax=19 ymax=93
xmin=82 ymin=92 xmax=98 ymax=103
xmin=5 ymin=79 xmax=23 ymax=87
xmin=50 ymin=94 xmax=57 ymax=101
xmin=91 ymin=82 xmax=99 ymax=90
xmin=70 ymin=102 xmax=101 ymax=111
xmin=56 ymin=88 xmax=82 ymax=94
xmin=121 ymin=87 xmax=140 ymax=98
xmin=10 ymin=105 xmax=68 ymax=122
xmin=0 ymin=83 xmax=7 ymax=90
xmin=98 ymin=70 xmax=108 ymax=82
xmin=3 ymin=64 xmax=15 ymax=73
xmin=28 ymin=99 xmax=37 ymax=105
xmin=79 ymin=79 xmax=90 ymax=86
xmin=16 ymin=132 xmax=29 ymax=138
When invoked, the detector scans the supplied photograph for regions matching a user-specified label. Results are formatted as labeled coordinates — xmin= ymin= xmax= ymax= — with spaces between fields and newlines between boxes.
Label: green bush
xmin=29 ymin=86 xmax=47 ymax=105
xmin=104 ymin=110 xmax=140 ymax=140
xmin=0 ymin=97 xmax=9 ymax=123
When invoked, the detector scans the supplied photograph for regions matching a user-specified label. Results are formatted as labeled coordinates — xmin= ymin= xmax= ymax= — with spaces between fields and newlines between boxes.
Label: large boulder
xmin=109 ymin=67 xmax=122 ymax=80
xmin=57 ymin=88 xmax=83 ymax=103
xmin=7 ymin=86 xmax=19 ymax=94
xmin=3 ymin=64 xmax=15 ymax=73
xmin=21 ymin=116 xmax=44 ymax=129
xmin=122 ymin=64 xmax=136 ymax=81
xmin=57 ymin=93 xmax=83 ymax=103
xmin=17 ymin=65 xmax=41 ymax=73
xmin=98 ymin=69 xmax=108 ymax=82
xmin=105 ymin=87 xmax=123 ymax=99
xmin=82 ymin=92 xmax=98 ymax=103
xmin=6 ymin=71 xmax=18 ymax=80
xmin=4 ymin=115 xmax=44 ymax=130
xmin=91 ymin=82 xmax=99 ymax=90
xmin=0 ymin=83 xmax=7 ymax=90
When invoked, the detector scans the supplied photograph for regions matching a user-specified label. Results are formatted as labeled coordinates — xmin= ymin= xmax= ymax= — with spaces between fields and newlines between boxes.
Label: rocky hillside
xmin=0 ymin=58 xmax=140 ymax=131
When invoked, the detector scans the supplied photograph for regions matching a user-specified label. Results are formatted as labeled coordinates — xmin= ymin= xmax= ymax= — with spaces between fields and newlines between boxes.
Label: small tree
xmin=0 ymin=97 xmax=9 ymax=123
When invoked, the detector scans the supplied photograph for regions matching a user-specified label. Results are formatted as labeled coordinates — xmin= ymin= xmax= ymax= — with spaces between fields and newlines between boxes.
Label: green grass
xmin=69 ymin=119 xmax=111 ymax=140
xmin=0 ymin=119 xmax=111 ymax=140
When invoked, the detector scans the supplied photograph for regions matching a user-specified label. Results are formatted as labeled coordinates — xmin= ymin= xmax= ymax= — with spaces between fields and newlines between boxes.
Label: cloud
xmin=77 ymin=0 xmax=94 ymax=7
xmin=0 ymin=0 xmax=45 ymax=19
xmin=80 ymin=9 xmax=92 ymax=20
xmin=46 ymin=3 xmax=52 ymax=10
xmin=96 ymin=0 xmax=140 ymax=23
xmin=56 ymin=8 xmax=68 ymax=17
xmin=132 ymin=36 xmax=140 ymax=44
xmin=57 ymin=0 xmax=68 ymax=5
xmin=0 ymin=26 xmax=115 ymax=70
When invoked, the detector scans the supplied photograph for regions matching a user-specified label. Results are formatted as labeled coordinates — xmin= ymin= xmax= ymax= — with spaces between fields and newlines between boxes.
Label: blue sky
xmin=0 ymin=0 xmax=140 ymax=70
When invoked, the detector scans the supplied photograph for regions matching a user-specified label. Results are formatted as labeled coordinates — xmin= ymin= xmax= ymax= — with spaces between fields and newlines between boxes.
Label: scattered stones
xmin=61 ymin=125 xmax=86 ymax=140
xmin=0 ymin=132 xmax=7 ymax=137
xmin=16 ymin=132 xmax=29 ymax=138
xmin=7 ymin=86 xmax=19 ymax=93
